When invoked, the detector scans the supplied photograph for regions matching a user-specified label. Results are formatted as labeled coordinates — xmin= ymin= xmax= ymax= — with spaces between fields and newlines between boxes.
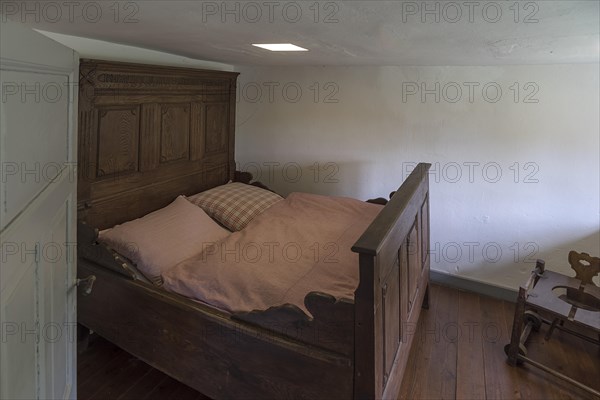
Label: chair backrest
xmin=568 ymin=250 xmax=600 ymax=286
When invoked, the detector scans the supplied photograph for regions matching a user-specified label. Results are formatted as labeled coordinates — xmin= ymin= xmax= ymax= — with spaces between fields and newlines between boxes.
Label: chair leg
xmin=545 ymin=318 xmax=560 ymax=340
xmin=506 ymin=287 xmax=527 ymax=366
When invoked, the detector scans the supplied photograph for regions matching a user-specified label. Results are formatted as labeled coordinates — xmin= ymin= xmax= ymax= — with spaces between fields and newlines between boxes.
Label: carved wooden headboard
xmin=77 ymin=59 xmax=239 ymax=229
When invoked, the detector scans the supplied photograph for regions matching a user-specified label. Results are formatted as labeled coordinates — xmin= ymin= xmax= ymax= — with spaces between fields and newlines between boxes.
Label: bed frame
xmin=76 ymin=59 xmax=432 ymax=399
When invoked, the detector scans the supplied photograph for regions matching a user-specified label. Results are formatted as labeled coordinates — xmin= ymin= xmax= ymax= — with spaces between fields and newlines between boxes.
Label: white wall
xmin=15 ymin=28 xmax=598 ymax=290
xmin=36 ymin=31 xmax=234 ymax=71
xmin=234 ymin=64 xmax=600 ymax=290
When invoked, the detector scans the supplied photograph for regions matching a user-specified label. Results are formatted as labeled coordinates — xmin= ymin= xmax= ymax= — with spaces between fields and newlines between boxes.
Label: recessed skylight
xmin=252 ymin=43 xmax=308 ymax=52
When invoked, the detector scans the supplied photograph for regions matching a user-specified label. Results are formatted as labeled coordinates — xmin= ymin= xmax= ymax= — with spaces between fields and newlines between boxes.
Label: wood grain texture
xmin=159 ymin=103 xmax=190 ymax=163
xmin=233 ymin=292 xmax=354 ymax=357
xmin=423 ymin=285 xmax=458 ymax=399
xmin=78 ymin=261 xmax=353 ymax=400
xmin=351 ymin=163 xmax=431 ymax=400
xmin=397 ymin=283 xmax=439 ymax=400
xmin=77 ymin=59 xmax=238 ymax=229
xmin=398 ymin=285 xmax=599 ymax=400
xmin=96 ymin=106 xmax=140 ymax=178
xmin=77 ymin=60 xmax=433 ymax=399
xmin=456 ymin=290 xmax=486 ymax=400
xmin=481 ymin=295 xmax=525 ymax=400
xmin=204 ymin=102 xmax=228 ymax=155
xmin=81 ymin=284 xmax=599 ymax=399
xmin=501 ymin=300 xmax=556 ymax=400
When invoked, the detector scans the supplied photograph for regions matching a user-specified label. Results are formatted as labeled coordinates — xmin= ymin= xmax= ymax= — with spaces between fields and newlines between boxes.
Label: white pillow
xmin=98 ymin=196 xmax=230 ymax=281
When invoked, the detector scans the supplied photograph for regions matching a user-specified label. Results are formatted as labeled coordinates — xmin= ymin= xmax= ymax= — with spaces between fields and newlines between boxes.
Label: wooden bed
xmin=76 ymin=59 xmax=432 ymax=400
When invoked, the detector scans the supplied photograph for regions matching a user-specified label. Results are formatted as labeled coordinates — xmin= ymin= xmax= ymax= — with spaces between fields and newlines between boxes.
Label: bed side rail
xmin=352 ymin=163 xmax=431 ymax=400
xmin=77 ymin=221 xmax=142 ymax=280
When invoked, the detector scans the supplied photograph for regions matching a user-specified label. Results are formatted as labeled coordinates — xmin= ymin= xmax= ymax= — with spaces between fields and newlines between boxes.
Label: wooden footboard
xmin=352 ymin=163 xmax=431 ymax=400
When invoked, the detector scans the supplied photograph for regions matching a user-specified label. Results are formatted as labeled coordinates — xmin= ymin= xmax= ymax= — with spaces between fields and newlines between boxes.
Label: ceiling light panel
xmin=252 ymin=43 xmax=308 ymax=51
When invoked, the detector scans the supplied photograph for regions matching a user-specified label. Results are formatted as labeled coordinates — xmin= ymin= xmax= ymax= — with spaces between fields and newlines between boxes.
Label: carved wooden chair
xmin=505 ymin=251 xmax=600 ymax=397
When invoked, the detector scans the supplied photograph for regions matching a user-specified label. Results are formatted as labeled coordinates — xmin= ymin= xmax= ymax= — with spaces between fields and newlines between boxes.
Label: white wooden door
xmin=1 ymin=19 xmax=78 ymax=400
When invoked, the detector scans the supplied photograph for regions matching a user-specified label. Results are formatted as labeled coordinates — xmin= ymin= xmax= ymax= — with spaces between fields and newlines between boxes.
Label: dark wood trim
xmin=77 ymin=59 xmax=239 ymax=229
xmin=78 ymin=260 xmax=353 ymax=400
xmin=352 ymin=163 xmax=431 ymax=399
xmin=79 ymin=285 xmax=600 ymax=400
xmin=233 ymin=293 xmax=355 ymax=357
xmin=77 ymin=222 xmax=140 ymax=280
xmin=353 ymin=163 xmax=430 ymax=256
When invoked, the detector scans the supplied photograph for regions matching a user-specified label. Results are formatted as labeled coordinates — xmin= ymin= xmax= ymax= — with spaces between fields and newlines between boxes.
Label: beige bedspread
xmin=162 ymin=192 xmax=383 ymax=315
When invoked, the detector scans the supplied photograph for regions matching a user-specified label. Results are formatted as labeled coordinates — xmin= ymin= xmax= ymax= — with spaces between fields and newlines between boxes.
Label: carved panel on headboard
xmin=205 ymin=103 xmax=229 ymax=155
xmin=159 ymin=103 xmax=190 ymax=164
xmin=96 ymin=106 xmax=140 ymax=179
xmin=78 ymin=59 xmax=239 ymax=229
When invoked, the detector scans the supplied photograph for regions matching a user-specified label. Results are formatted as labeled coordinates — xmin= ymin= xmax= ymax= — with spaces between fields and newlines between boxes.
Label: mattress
xmin=162 ymin=192 xmax=383 ymax=316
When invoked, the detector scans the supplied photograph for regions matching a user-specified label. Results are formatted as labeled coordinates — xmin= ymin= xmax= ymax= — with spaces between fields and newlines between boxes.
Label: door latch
xmin=77 ymin=275 xmax=96 ymax=296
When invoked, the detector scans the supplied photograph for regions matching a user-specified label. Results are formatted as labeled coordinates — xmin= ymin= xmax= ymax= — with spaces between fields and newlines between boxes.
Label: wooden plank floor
xmin=399 ymin=285 xmax=599 ymax=400
xmin=78 ymin=284 xmax=599 ymax=399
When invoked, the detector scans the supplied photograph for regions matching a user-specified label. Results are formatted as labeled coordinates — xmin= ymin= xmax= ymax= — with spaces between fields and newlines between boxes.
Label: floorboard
xmin=456 ymin=290 xmax=486 ymax=400
xmin=397 ymin=283 xmax=440 ymax=400
xmin=118 ymin=368 xmax=172 ymax=400
xmin=78 ymin=284 xmax=600 ymax=399
xmin=423 ymin=285 xmax=459 ymax=399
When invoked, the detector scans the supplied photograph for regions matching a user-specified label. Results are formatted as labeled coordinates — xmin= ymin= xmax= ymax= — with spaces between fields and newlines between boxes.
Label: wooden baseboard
xmin=430 ymin=270 xmax=517 ymax=302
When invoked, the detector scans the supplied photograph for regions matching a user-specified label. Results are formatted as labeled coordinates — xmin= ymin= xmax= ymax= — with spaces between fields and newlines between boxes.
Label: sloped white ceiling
xmin=6 ymin=1 xmax=600 ymax=66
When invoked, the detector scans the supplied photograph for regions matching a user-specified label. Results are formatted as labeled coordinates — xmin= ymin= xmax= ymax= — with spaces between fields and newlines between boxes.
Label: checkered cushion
xmin=187 ymin=183 xmax=283 ymax=231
